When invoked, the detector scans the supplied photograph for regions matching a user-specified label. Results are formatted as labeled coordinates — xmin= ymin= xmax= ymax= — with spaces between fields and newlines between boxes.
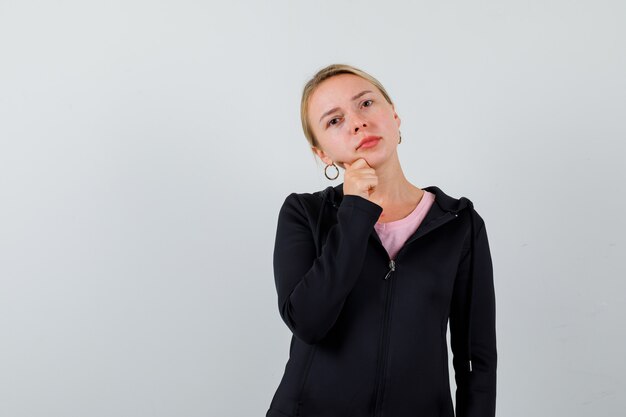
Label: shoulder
xmin=422 ymin=185 xmax=476 ymax=214
xmin=279 ymin=188 xmax=327 ymax=211
xmin=423 ymin=185 xmax=488 ymax=233
xmin=276 ymin=188 xmax=329 ymax=224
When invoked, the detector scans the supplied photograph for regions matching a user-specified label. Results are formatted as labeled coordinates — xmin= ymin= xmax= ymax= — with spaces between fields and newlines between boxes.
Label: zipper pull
xmin=469 ymin=359 xmax=473 ymax=372
xmin=383 ymin=259 xmax=396 ymax=280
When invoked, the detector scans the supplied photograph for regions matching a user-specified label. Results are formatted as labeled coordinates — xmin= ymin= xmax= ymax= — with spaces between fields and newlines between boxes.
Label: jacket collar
xmin=321 ymin=183 xmax=472 ymax=213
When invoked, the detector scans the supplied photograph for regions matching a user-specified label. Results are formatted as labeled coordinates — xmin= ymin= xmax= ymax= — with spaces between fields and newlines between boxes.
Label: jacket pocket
xmin=295 ymin=346 xmax=317 ymax=415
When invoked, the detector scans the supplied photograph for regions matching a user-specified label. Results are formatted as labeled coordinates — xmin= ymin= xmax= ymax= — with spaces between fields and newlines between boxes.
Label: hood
xmin=315 ymin=182 xmax=477 ymax=373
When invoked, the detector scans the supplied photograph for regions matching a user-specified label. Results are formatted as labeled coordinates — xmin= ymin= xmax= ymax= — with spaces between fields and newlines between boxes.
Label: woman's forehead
xmin=316 ymin=74 xmax=374 ymax=98
xmin=309 ymin=75 xmax=377 ymax=113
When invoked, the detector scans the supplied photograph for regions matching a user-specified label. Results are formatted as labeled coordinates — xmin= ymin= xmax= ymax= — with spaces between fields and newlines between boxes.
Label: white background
xmin=1 ymin=1 xmax=624 ymax=416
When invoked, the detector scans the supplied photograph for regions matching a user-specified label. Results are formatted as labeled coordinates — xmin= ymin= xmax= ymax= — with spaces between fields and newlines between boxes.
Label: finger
xmin=358 ymin=158 xmax=373 ymax=169
xmin=351 ymin=158 xmax=367 ymax=169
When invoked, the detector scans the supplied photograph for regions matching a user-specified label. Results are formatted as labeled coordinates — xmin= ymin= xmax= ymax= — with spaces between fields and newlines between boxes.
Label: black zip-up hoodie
xmin=267 ymin=183 xmax=497 ymax=417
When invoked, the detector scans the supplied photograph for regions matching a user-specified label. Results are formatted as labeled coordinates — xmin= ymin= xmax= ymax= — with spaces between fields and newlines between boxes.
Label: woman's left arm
xmin=450 ymin=209 xmax=497 ymax=417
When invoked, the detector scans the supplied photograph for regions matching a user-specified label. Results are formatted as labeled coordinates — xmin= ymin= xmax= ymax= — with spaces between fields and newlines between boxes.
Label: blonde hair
xmin=300 ymin=64 xmax=395 ymax=161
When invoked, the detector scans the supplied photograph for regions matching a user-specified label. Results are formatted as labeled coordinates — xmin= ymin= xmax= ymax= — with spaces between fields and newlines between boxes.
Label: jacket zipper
xmin=383 ymin=259 xmax=395 ymax=280
xmin=373 ymin=259 xmax=395 ymax=417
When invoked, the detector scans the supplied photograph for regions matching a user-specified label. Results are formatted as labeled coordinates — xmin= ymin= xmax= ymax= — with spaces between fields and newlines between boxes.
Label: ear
xmin=312 ymin=146 xmax=333 ymax=166
xmin=392 ymin=105 xmax=401 ymax=128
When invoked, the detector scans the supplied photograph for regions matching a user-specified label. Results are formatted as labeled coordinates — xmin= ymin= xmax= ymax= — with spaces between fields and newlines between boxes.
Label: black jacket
xmin=266 ymin=183 xmax=497 ymax=417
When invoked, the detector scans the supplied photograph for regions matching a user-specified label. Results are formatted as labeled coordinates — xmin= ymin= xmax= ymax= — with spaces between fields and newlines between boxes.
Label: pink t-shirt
xmin=373 ymin=190 xmax=435 ymax=260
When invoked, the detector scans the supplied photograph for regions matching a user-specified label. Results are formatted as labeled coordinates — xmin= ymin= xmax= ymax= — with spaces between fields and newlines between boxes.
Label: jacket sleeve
xmin=450 ymin=209 xmax=497 ymax=417
xmin=272 ymin=192 xmax=383 ymax=345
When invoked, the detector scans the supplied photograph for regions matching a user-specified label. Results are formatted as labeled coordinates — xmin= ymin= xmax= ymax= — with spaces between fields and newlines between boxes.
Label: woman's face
xmin=308 ymin=73 xmax=401 ymax=170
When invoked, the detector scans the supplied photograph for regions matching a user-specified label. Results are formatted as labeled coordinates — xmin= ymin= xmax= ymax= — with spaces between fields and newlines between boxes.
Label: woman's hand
xmin=343 ymin=159 xmax=378 ymax=200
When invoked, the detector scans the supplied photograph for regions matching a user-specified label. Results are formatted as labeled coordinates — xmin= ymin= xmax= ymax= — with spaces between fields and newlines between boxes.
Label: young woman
xmin=266 ymin=64 xmax=497 ymax=417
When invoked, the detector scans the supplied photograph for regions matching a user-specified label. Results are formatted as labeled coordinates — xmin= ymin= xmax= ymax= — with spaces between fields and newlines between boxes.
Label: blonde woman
xmin=266 ymin=64 xmax=497 ymax=417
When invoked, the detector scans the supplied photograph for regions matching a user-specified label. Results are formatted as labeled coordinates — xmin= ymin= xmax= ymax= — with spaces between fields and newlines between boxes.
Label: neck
xmin=364 ymin=150 xmax=421 ymax=207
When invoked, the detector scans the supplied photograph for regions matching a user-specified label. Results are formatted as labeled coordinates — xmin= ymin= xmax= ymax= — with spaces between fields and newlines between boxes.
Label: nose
xmin=353 ymin=119 xmax=367 ymax=134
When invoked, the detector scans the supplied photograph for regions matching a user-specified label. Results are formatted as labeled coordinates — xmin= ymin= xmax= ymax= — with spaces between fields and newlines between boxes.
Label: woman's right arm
xmin=272 ymin=192 xmax=382 ymax=345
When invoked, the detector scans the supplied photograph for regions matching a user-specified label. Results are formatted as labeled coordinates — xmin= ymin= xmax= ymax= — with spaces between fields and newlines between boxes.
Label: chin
xmin=363 ymin=152 xmax=385 ymax=165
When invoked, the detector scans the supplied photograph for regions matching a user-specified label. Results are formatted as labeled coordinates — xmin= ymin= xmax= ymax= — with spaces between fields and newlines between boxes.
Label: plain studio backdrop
xmin=1 ymin=1 xmax=624 ymax=416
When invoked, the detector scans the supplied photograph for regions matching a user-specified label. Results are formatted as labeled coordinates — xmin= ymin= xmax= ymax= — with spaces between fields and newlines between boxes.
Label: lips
xmin=356 ymin=136 xmax=382 ymax=150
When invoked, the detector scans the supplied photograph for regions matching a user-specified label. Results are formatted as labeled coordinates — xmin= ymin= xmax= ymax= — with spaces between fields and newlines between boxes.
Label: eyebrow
xmin=318 ymin=90 xmax=373 ymax=125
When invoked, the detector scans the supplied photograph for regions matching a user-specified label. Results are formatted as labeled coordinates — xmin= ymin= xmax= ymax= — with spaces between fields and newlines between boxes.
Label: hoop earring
xmin=324 ymin=163 xmax=339 ymax=180
xmin=398 ymin=131 xmax=402 ymax=144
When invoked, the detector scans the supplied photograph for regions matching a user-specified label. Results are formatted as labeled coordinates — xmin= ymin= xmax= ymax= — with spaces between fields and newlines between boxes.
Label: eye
xmin=328 ymin=117 xmax=341 ymax=127
xmin=362 ymin=99 xmax=373 ymax=107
